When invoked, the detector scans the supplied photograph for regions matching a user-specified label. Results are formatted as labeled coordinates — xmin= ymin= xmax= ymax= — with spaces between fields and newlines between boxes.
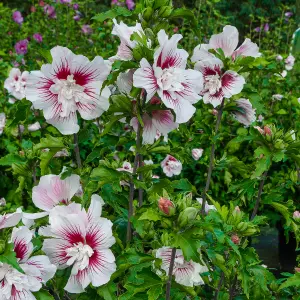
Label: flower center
xmin=66 ymin=242 xmax=94 ymax=272
xmin=205 ymin=74 xmax=222 ymax=95
xmin=157 ymin=68 xmax=185 ymax=92
xmin=50 ymin=75 xmax=85 ymax=117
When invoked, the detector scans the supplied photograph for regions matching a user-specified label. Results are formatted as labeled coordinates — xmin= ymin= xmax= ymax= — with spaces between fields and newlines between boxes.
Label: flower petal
xmin=191 ymin=44 xmax=214 ymax=62
xmin=221 ymin=70 xmax=245 ymax=98
xmin=233 ymin=38 xmax=260 ymax=59
xmin=87 ymin=194 xmax=105 ymax=221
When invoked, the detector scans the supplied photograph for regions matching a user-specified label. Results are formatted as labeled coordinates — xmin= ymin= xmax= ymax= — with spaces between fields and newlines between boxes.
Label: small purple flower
xmin=264 ymin=23 xmax=269 ymax=32
xmin=33 ymin=33 xmax=43 ymax=43
xmin=44 ymin=5 xmax=56 ymax=18
xmin=73 ymin=14 xmax=80 ymax=21
xmin=126 ymin=0 xmax=135 ymax=10
xmin=73 ymin=3 xmax=79 ymax=9
xmin=12 ymin=11 xmax=23 ymax=25
xmin=15 ymin=39 xmax=28 ymax=55
xmin=285 ymin=12 xmax=293 ymax=18
xmin=60 ymin=0 xmax=72 ymax=3
xmin=254 ymin=27 xmax=260 ymax=32
xmin=81 ymin=24 xmax=93 ymax=35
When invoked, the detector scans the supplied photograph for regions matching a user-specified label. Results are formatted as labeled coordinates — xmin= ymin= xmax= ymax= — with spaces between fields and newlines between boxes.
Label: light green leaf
xmin=139 ymin=209 xmax=161 ymax=222
xmin=0 ymin=154 xmax=26 ymax=166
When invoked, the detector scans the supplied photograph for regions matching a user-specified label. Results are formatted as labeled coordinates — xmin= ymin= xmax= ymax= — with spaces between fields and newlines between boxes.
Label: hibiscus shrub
xmin=0 ymin=0 xmax=300 ymax=299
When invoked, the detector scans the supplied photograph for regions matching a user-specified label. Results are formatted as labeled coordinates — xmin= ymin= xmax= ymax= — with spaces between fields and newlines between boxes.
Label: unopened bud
xmin=293 ymin=211 xmax=300 ymax=220
xmin=158 ymin=197 xmax=175 ymax=216
xmin=231 ymin=234 xmax=240 ymax=245
xmin=0 ymin=198 xmax=6 ymax=207
xmin=264 ymin=126 xmax=272 ymax=136
xmin=192 ymin=148 xmax=203 ymax=161
xmin=178 ymin=207 xmax=198 ymax=227
xmin=295 ymin=267 xmax=300 ymax=273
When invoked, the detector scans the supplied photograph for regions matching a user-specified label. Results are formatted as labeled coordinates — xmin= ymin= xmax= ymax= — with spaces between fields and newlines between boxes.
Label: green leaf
xmin=279 ymin=272 xmax=300 ymax=290
xmin=109 ymin=95 xmax=132 ymax=114
xmin=139 ymin=208 xmax=161 ymax=222
xmin=136 ymin=164 xmax=159 ymax=173
xmin=34 ymin=135 xmax=65 ymax=152
xmin=32 ymin=290 xmax=54 ymax=300
xmin=97 ymin=282 xmax=117 ymax=300
xmin=170 ymin=8 xmax=197 ymax=27
xmin=90 ymin=166 xmax=121 ymax=185
xmin=85 ymin=146 xmax=102 ymax=163
xmin=251 ymin=156 xmax=271 ymax=179
xmin=38 ymin=49 xmax=52 ymax=63
xmin=147 ymin=285 xmax=162 ymax=300
xmin=172 ymin=179 xmax=194 ymax=192
xmin=0 ymin=243 xmax=23 ymax=273
xmin=92 ymin=7 xmax=132 ymax=22
xmin=101 ymin=114 xmax=128 ymax=136
xmin=0 ymin=154 xmax=26 ymax=166
xmin=7 ymin=101 xmax=32 ymax=128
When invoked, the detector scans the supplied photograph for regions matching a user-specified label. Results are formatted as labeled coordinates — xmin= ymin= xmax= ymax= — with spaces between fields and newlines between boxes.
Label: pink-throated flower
xmin=25 ymin=46 xmax=111 ymax=134
xmin=4 ymin=68 xmax=29 ymax=100
xmin=15 ymin=39 xmax=28 ymax=55
xmin=12 ymin=11 xmax=23 ymax=25
xmin=192 ymin=148 xmax=203 ymax=160
xmin=161 ymin=155 xmax=182 ymax=177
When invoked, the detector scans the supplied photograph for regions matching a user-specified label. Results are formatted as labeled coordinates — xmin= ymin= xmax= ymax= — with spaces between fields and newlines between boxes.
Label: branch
xmin=73 ymin=133 xmax=82 ymax=169
xmin=201 ymin=99 xmax=225 ymax=216
xmin=166 ymin=248 xmax=176 ymax=300
xmin=214 ymin=271 xmax=225 ymax=300
xmin=251 ymin=170 xmax=268 ymax=220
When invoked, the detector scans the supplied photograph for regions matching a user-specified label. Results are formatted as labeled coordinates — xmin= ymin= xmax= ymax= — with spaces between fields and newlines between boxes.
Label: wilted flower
xmin=272 ymin=94 xmax=283 ymax=101
xmin=25 ymin=46 xmax=111 ymax=134
xmin=156 ymin=247 xmax=208 ymax=286
xmin=14 ymin=39 xmax=28 ymax=55
xmin=232 ymin=98 xmax=256 ymax=126
xmin=285 ymin=55 xmax=295 ymax=70
xmin=111 ymin=19 xmax=150 ymax=61
xmin=192 ymin=148 xmax=203 ymax=160
xmin=161 ymin=155 xmax=182 ymax=177
xmin=126 ymin=0 xmax=135 ymax=10
xmin=133 ymin=30 xmax=203 ymax=123
xmin=196 ymin=198 xmax=216 ymax=213
xmin=293 ymin=211 xmax=300 ymax=220
xmin=0 ymin=209 xmax=22 ymax=229
xmin=12 ymin=11 xmax=23 ymax=25
xmin=264 ymin=23 xmax=269 ymax=32
xmin=53 ymin=149 xmax=69 ymax=157
xmin=254 ymin=125 xmax=272 ymax=136
xmin=81 ymin=24 xmax=93 ymax=35
xmin=158 ymin=197 xmax=175 ymax=216
xmin=28 ymin=121 xmax=41 ymax=132
xmin=41 ymin=196 xmax=116 ymax=293
xmin=117 ymin=161 xmax=133 ymax=173
xmin=258 ymin=115 xmax=264 ymax=122
xmin=231 ymin=234 xmax=240 ymax=245
xmin=44 ymin=5 xmax=56 ymax=18
xmin=0 ymin=226 xmax=56 ymax=299
xmin=0 ymin=113 xmax=6 ymax=135
xmin=33 ymin=33 xmax=43 ymax=43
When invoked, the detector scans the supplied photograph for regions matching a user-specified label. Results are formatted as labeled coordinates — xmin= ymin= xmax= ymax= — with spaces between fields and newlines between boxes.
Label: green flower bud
xmin=142 ymin=7 xmax=153 ymax=21
xmin=178 ymin=207 xmax=198 ymax=228
xmin=158 ymin=6 xmax=173 ymax=18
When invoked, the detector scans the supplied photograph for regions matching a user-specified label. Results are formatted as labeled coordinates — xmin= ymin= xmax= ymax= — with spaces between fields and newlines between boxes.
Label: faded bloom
xmin=156 ymin=247 xmax=208 ymax=287
xmin=14 ymin=39 xmax=28 ymax=55
xmin=81 ymin=24 xmax=93 ymax=35
xmin=192 ymin=25 xmax=260 ymax=62
xmin=293 ymin=211 xmax=300 ymax=220
xmin=285 ymin=55 xmax=295 ymax=71
xmin=0 ymin=226 xmax=56 ymax=299
xmin=28 ymin=121 xmax=41 ymax=132
xmin=33 ymin=33 xmax=43 ymax=43
xmin=254 ymin=126 xmax=272 ymax=136
xmin=232 ymin=98 xmax=256 ymax=126
xmin=161 ymin=155 xmax=182 ymax=177
xmin=44 ymin=5 xmax=56 ymax=18
xmin=196 ymin=198 xmax=216 ymax=213
xmin=12 ymin=11 xmax=23 ymax=25
xmin=133 ymin=30 xmax=203 ymax=123
xmin=25 ymin=46 xmax=111 ymax=134
xmin=53 ymin=149 xmax=69 ymax=157
xmin=272 ymin=94 xmax=283 ymax=101
xmin=0 ymin=209 xmax=22 ymax=229
xmin=4 ymin=68 xmax=29 ymax=100
xmin=158 ymin=197 xmax=175 ymax=216
xmin=231 ymin=234 xmax=240 ymax=245
xmin=41 ymin=196 xmax=116 ymax=293
xmin=111 ymin=19 xmax=150 ymax=61
xmin=192 ymin=148 xmax=203 ymax=160
xmin=0 ymin=113 xmax=6 ymax=135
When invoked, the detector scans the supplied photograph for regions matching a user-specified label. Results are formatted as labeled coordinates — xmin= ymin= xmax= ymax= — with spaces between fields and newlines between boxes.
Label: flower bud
xmin=192 ymin=148 xmax=203 ymax=161
xmin=0 ymin=198 xmax=6 ymax=206
xmin=231 ymin=234 xmax=240 ymax=245
xmin=293 ymin=211 xmax=300 ymax=220
xmin=264 ymin=126 xmax=272 ymax=136
xmin=234 ymin=206 xmax=240 ymax=213
xmin=158 ymin=197 xmax=175 ymax=216
xmin=178 ymin=207 xmax=198 ymax=227
xmin=295 ymin=267 xmax=300 ymax=273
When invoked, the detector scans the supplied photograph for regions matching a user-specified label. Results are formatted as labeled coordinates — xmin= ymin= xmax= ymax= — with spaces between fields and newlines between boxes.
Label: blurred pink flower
xmin=73 ymin=3 xmax=79 ymax=9
xmin=81 ymin=24 xmax=93 ymax=35
xmin=263 ymin=23 xmax=269 ymax=32
xmin=31 ymin=6 xmax=36 ymax=13
xmin=12 ymin=11 xmax=23 ymax=25
xmin=44 ymin=5 xmax=56 ymax=18
xmin=126 ymin=0 xmax=135 ymax=10
xmin=33 ymin=33 xmax=43 ymax=43
xmin=39 ymin=0 xmax=45 ymax=6
xmin=15 ymin=39 xmax=28 ymax=55
xmin=73 ymin=14 xmax=80 ymax=21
